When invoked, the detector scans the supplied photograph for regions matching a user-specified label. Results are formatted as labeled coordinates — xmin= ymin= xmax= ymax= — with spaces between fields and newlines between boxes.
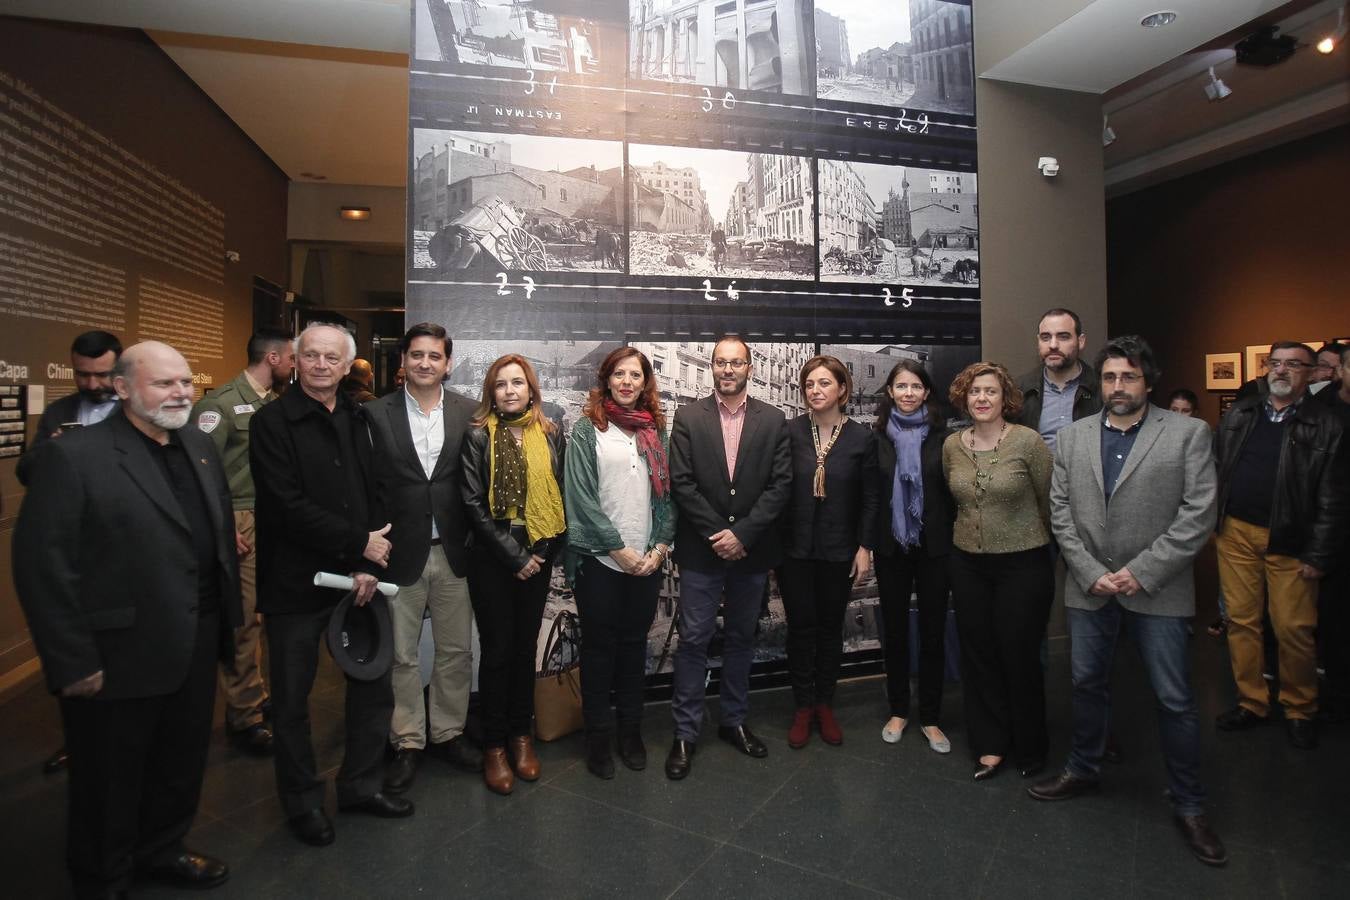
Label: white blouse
xmin=594 ymin=423 xmax=653 ymax=572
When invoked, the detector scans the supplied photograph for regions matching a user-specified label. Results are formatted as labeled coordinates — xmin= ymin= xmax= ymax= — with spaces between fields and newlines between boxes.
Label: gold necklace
xmin=964 ymin=422 xmax=1008 ymax=497
xmin=810 ymin=415 xmax=846 ymax=499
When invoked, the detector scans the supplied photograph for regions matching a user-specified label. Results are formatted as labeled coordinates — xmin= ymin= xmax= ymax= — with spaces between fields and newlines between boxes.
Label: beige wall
xmin=287 ymin=182 xmax=406 ymax=245
xmin=975 ymin=78 xmax=1107 ymax=373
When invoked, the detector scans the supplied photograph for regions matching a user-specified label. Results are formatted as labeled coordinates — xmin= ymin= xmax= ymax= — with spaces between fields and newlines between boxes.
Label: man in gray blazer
xmin=365 ymin=323 xmax=482 ymax=792
xmin=1026 ymin=336 xmax=1227 ymax=868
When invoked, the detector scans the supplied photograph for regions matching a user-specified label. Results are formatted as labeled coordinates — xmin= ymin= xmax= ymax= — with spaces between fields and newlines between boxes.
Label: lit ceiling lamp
xmin=1204 ymin=66 xmax=1232 ymax=101
xmin=1317 ymin=7 xmax=1347 ymax=54
xmin=1102 ymin=113 xmax=1117 ymax=147
xmin=339 ymin=206 xmax=372 ymax=221
xmin=1140 ymin=11 xmax=1178 ymax=28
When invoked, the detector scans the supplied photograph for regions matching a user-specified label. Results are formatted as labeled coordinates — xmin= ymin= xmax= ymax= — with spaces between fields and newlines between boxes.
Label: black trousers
xmin=468 ymin=554 xmax=551 ymax=747
xmin=1320 ymin=567 xmax=1350 ymax=714
xmin=573 ymin=557 xmax=662 ymax=734
xmin=875 ymin=546 xmax=950 ymax=725
xmin=949 ymin=546 xmax=1053 ymax=766
xmin=60 ymin=611 xmax=220 ymax=899
xmin=266 ymin=606 xmax=393 ymax=817
xmin=778 ymin=557 xmax=853 ymax=707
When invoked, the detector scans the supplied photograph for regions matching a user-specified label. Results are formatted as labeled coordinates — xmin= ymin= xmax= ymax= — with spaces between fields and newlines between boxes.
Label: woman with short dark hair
xmin=943 ymin=362 xmax=1054 ymax=782
xmin=777 ymin=355 xmax=878 ymax=748
xmin=564 ymin=348 xmax=675 ymax=779
xmin=461 ymin=354 xmax=566 ymax=795
xmin=872 ymin=359 xmax=955 ymax=753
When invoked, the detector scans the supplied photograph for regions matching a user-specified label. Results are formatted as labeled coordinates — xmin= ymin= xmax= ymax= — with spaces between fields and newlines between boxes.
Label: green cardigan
xmin=563 ymin=415 xmax=677 ymax=583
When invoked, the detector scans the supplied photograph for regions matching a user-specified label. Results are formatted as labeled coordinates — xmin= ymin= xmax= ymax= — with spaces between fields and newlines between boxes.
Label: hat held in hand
xmin=325 ymin=589 xmax=394 ymax=681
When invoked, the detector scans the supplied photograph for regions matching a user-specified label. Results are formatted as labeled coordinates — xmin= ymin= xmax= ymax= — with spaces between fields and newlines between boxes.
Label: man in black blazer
xmin=16 ymin=329 xmax=122 ymax=486
xmin=365 ymin=323 xmax=482 ymax=792
xmin=14 ymin=341 xmax=242 ymax=897
xmin=665 ymin=336 xmax=792 ymax=779
xmin=250 ymin=323 xmax=412 ymax=847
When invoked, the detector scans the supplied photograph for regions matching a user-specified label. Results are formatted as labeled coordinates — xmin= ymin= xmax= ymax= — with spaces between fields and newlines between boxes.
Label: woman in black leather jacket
xmin=460 ymin=354 xmax=566 ymax=795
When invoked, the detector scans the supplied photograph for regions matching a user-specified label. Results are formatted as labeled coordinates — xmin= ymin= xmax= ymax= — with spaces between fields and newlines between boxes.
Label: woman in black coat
xmin=778 ymin=355 xmax=879 ymax=749
xmin=872 ymin=359 xmax=955 ymax=754
xmin=460 ymin=354 xmax=565 ymax=796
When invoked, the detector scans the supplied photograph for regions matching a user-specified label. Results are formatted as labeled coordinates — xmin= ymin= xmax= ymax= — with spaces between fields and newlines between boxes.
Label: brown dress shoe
xmin=1174 ymin=814 xmax=1228 ymax=866
xmin=508 ymin=735 xmax=541 ymax=782
xmin=483 ymin=747 xmax=515 ymax=795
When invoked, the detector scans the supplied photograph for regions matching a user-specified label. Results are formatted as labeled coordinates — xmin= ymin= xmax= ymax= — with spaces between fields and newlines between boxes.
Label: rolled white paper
xmin=313 ymin=571 xmax=399 ymax=597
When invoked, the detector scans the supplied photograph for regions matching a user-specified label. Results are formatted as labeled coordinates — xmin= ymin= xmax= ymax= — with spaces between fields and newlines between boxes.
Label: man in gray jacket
xmin=1027 ymin=336 xmax=1226 ymax=868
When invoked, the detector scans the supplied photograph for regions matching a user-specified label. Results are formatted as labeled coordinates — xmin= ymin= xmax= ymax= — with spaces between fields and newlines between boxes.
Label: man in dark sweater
xmin=1213 ymin=342 xmax=1347 ymax=750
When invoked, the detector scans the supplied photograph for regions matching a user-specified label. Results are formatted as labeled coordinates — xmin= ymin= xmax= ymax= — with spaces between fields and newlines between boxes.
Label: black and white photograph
xmin=818 ymin=159 xmax=979 ymax=286
xmin=818 ymin=342 xmax=981 ymax=428
xmin=628 ymin=0 xmax=812 ymax=95
xmin=815 ymin=0 xmax=974 ymax=115
xmin=627 ymin=144 xmax=814 ymax=280
xmin=413 ymin=0 xmax=627 ymax=76
xmin=411 ymin=129 xmax=625 ymax=275
xmin=1205 ymin=352 xmax=1242 ymax=390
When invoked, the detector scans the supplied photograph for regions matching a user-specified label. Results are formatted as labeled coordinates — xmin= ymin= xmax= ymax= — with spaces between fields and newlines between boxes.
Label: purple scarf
xmin=886 ymin=408 xmax=929 ymax=548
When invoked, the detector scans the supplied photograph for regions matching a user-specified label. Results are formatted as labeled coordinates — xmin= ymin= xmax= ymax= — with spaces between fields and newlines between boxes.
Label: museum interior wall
xmin=1107 ymin=123 xmax=1350 ymax=426
xmin=0 ymin=18 xmax=289 ymax=690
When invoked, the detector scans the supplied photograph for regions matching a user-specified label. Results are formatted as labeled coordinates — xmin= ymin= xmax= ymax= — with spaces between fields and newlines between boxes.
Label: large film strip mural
xmin=406 ymin=0 xmax=980 ymax=686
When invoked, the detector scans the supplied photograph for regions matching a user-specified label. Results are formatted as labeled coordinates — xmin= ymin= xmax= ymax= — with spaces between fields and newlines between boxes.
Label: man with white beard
xmin=1213 ymin=342 xmax=1347 ymax=751
xmin=14 ymin=341 xmax=242 ymax=897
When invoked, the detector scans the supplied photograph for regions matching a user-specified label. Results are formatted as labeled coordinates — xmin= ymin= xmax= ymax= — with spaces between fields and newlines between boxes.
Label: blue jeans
xmin=1067 ymin=602 xmax=1205 ymax=816
xmin=670 ymin=566 xmax=768 ymax=741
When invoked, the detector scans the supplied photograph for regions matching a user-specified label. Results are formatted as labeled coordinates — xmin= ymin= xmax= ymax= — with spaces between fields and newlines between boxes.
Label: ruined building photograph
xmin=414 ymin=0 xmax=627 ymax=76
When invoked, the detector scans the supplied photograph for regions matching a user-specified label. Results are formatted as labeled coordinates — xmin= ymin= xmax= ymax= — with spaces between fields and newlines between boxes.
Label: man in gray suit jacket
xmin=365 ymin=323 xmax=482 ymax=792
xmin=1026 ymin=336 xmax=1227 ymax=868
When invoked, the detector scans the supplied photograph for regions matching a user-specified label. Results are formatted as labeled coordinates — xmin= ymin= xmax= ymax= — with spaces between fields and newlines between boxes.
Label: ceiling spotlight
xmin=1204 ymin=66 xmax=1232 ymax=101
xmin=339 ymin=206 xmax=372 ymax=221
xmin=1140 ymin=11 xmax=1177 ymax=28
xmin=1102 ymin=114 xmax=1117 ymax=147
xmin=1317 ymin=8 xmax=1346 ymax=55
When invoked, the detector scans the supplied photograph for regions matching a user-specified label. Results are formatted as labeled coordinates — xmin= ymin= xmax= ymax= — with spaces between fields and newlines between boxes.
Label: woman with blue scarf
xmin=873 ymin=360 xmax=955 ymax=753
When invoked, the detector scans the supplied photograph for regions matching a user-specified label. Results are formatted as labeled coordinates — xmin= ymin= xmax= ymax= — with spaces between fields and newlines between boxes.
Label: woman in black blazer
xmin=778 ymin=355 xmax=879 ymax=749
xmin=460 ymin=354 xmax=566 ymax=796
xmin=872 ymin=359 xmax=955 ymax=754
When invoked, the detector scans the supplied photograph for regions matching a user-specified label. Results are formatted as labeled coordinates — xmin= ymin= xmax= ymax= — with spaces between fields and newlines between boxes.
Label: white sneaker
xmin=921 ymin=726 xmax=952 ymax=754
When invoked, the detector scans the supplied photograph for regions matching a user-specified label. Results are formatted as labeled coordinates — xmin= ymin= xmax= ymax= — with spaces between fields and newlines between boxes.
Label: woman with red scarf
xmin=564 ymin=348 xmax=676 ymax=779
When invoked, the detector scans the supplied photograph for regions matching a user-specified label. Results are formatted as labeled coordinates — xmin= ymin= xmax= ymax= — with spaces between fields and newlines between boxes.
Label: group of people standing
xmin=13 ymin=309 xmax=1347 ymax=897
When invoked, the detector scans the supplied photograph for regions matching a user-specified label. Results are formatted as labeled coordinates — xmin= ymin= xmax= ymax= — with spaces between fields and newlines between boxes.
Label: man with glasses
xmin=664 ymin=336 xmax=792 ymax=779
xmin=1214 ymin=342 xmax=1347 ymax=749
xmin=1029 ymin=336 xmax=1225 ymax=866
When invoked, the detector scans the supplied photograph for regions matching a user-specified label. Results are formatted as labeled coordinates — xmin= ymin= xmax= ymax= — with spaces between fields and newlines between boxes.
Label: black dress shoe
xmin=340 ymin=792 xmax=415 ymax=818
xmin=585 ymin=731 xmax=615 ymax=780
xmin=618 ymin=730 xmax=647 ymax=771
xmin=140 ymin=851 xmax=229 ymax=889
xmin=1018 ymin=759 xmax=1046 ymax=779
xmin=229 ymin=723 xmax=274 ymax=757
xmin=288 ymin=809 xmax=335 ymax=847
xmin=384 ymin=748 xmax=420 ymax=793
xmin=717 ymin=725 xmax=768 ymax=758
xmin=428 ymin=735 xmax=484 ymax=772
xmin=972 ymin=760 xmax=1003 ymax=782
xmin=1215 ymin=706 xmax=1268 ymax=731
xmin=665 ymin=739 xmax=696 ymax=780
xmin=43 ymin=746 xmax=69 ymax=774
xmin=1286 ymin=717 xmax=1319 ymax=750
xmin=1027 ymin=771 xmax=1101 ymax=802
xmin=1174 ymin=814 xmax=1228 ymax=867
xmin=1104 ymin=732 xmax=1123 ymax=764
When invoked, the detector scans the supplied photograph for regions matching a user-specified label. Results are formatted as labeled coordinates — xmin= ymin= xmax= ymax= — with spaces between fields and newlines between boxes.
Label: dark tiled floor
xmin=3 ymin=633 xmax=1347 ymax=899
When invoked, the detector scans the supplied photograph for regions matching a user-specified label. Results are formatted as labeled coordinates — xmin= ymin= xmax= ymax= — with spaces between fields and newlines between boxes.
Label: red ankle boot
xmin=788 ymin=707 xmax=813 ymax=749
xmin=815 ymin=704 xmax=843 ymax=745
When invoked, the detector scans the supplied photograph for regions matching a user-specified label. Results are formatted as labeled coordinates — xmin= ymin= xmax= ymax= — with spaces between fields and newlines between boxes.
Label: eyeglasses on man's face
xmin=1101 ymin=372 xmax=1143 ymax=385
xmin=713 ymin=359 xmax=748 ymax=370
xmin=1267 ymin=359 xmax=1313 ymax=372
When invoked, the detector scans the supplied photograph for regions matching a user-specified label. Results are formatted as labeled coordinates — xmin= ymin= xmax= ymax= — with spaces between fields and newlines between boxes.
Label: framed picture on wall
xmin=1245 ymin=345 xmax=1271 ymax=383
xmin=1205 ymin=352 xmax=1242 ymax=390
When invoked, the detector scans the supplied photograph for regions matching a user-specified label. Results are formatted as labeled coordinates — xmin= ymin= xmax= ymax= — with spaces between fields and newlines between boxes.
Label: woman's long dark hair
xmin=873 ymin=358 xmax=942 ymax=431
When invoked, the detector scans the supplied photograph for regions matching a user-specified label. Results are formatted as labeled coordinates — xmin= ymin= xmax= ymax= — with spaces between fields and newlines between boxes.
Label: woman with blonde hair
xmin=460 ymin=354 xmax=566 ymax=795
xmin=942 ymin=362 xmax=1053 ymax=782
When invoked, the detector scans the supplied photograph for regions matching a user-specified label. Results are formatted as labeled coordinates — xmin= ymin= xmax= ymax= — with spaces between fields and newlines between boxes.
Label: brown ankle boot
xmin=509 ymin=734 xmax=541 ymax=781
xmin=483 ymin=747 xmax=514 ymax=795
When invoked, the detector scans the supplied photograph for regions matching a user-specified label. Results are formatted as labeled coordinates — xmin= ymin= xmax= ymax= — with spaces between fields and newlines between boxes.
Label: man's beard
xmin=1042 ymin=350 xmax=1078 ymax=372
xmin=129 ymin=395 xmax=191 ymax=430
xmin=716 ymin=373 xmax=747 ymax=396
xmin=1268 ymin=374 xmax=1294 ymax=399
xmin=79 ymin=385 xmax=116 ymax=403
xmin=1108 ymin=393 xmax=1145 ymax=416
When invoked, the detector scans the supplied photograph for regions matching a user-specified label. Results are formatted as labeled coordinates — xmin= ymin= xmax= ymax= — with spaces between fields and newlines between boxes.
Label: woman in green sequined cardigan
xmin=563 ymin=347 xmax=676 ymax=780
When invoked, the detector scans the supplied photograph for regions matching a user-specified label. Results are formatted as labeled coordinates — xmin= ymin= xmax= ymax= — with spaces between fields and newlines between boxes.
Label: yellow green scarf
xmin=486 ymin=410 xmax=565 ymax=545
